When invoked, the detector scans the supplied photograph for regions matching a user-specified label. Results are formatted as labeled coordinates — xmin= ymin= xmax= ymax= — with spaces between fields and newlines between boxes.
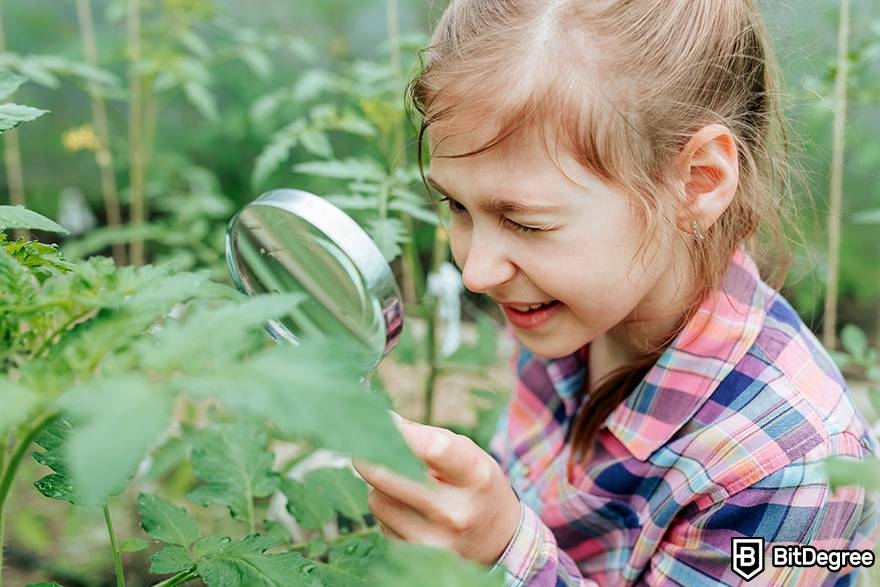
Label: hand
xmin=351 ymin=413 xmax=521 ymax=566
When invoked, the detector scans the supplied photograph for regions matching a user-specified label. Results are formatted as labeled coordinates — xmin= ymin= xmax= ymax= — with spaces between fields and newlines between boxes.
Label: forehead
xmin=426 ymin=118 xmax=602 ymax=198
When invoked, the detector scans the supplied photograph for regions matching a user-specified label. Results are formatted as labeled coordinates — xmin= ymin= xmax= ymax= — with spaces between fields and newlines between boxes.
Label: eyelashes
xmin=436 ymin=196 xmax=538 ymax=235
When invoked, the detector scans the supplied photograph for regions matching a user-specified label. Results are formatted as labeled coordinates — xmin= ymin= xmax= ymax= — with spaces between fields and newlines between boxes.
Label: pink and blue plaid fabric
xmin=489 ymin=248 xmax=879 ymax=585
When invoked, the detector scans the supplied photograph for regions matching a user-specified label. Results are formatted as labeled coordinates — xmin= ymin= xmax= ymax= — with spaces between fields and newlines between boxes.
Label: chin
xmin=516 ymin=333 xmax=585 ymax=360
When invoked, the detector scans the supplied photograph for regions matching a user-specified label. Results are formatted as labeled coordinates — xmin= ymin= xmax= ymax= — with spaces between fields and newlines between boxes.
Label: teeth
xmin=511 ymin=301 xmax=553 ymax=312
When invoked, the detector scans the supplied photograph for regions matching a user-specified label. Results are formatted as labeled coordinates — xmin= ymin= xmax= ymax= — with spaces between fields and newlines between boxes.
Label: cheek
xmin=447 ymin=223 xmax=470 ymax=268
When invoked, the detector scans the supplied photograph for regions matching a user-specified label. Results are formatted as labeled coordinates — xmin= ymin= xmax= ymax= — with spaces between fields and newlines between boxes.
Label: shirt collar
xmin=520 ymin=247 xmax=770 ymax=461
xmin=605 ymin=247 xmax=769 ymax=460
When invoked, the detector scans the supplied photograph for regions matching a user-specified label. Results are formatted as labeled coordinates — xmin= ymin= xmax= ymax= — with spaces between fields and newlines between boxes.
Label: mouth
xmin=503 ymin=300 xmax=561 ymax=314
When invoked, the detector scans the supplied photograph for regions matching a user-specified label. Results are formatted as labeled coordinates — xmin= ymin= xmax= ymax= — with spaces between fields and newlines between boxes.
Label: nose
xmin=457 ymin=232 xmax=516 ymax=294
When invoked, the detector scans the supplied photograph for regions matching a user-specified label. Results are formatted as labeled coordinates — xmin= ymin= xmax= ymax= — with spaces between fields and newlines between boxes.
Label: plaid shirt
xmin=489 ymin=248 xmax=879 ymax=586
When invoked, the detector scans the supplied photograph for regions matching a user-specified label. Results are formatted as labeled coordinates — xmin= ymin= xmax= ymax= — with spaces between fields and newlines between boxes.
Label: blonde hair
xmin=408 ymin=0 xmax=794 ymax=462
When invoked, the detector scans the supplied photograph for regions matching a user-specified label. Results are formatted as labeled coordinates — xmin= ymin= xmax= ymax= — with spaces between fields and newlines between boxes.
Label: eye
xmin=437 ymin=196 xmax=467 ymax=215
xmin=437 ymin=196 xmax=541 ymax=235
xmin=502 ymin=219 xmax=538 ymax=234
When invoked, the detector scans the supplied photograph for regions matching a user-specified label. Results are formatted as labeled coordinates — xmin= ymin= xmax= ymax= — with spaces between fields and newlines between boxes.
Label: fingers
xmin=368 ymin=488 xmax=423 ymax=541
xmin=394 ymin=421 xmax=491 ymax=488
xmin=352 ymin=458 xmax=439 ymax=515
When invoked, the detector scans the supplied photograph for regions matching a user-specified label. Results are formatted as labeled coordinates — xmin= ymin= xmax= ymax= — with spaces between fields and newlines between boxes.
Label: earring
xmin=691 ymin=220 xmax=705 ymax=242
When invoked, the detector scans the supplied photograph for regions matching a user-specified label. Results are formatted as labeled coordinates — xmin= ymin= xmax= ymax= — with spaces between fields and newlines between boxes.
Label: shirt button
xmin=519 ymin=463 xmax=531 ymax=478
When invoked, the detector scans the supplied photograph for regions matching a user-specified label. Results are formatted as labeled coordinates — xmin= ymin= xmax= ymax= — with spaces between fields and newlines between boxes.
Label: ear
xmin=675 ymin=124 xmax=739 ymax=233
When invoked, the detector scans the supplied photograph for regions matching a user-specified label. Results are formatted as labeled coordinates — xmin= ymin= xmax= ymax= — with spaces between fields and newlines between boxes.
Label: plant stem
xmin=127 ymin=0 xmax=147 ymax=266
xmin=151 ymin=567 xmax=198 ymax=587
xmin=0 ymin=436 xmax=6 ymax=587
xmin=75 ymin=0 xmax=126 ymax=265
xmin=0 ymin=412 xmax=57 ymax=586
xmin=0 ymin=0 xmax=28 ymax=241
xmin=822 ymin=0 xmax=850 ymax=350
xmin=0 ymin=412 xmax=56 ymax=512
xmin=103 ymin=502 xmax=126 ymax=587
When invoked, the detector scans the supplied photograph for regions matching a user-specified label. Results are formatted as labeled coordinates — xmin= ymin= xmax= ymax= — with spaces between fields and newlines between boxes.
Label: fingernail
xmin=390 ymin=410 xmax=412 ymax=426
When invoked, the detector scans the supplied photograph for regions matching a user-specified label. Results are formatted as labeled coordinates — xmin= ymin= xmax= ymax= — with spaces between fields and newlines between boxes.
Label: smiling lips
xmin=500 ymin=300 xmax=562 ymax=329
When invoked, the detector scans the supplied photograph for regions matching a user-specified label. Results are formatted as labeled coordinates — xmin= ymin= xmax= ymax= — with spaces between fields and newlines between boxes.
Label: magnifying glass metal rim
xmin=225 ymin=188 xmax=403 ymax=368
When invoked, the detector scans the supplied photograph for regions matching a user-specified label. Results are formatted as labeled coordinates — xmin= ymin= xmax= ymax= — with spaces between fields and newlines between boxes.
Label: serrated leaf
xmin=240 ymin=47 xmax=272 ymax=80
xmin=181 ymin=30 xmax=213 ymax=59
xmin=293 ymin=69 xmax=336 ymax=102
xmin=299 ymin=127 xmax=333 ymax=158
xmin=180 ymin=342 xmax=425 ymax=481
xmin=281 ymin=478 xmax=335 ymax=530
xmin=151 ymin=544 xmax=195 ymax=574
xmin=389 ymin=199 xmax=440 ymax=225
xmin=368 ymin=541 xmax=505 ymax=587
xmin=0 ymin=103 xmax=48 ymax=132
xmin=194 ymin=536 xmax=233 ymax=559
xmin=0 ymin=70 xmax=26 ymax=99
xmin=840 ymin=324 xmax=869 ymax=361
xmin=184 ymin=82 xmax=219 ymax=122
xmin=187 ymin=422 xmax=281 ymax=523
xmin=327 ymin=532 xmax=386 ymax=577
xmin=252 ymin=127 xmax=299 ymax=188
xmin=58 ymin=378 xmax=173 ymax=504
xmin=196 ymin=534 xmax=315 ymax=587
xmin=0 ymin=206 xmax=68 ymax=233
xmin=138 ymin=493 xmax=200 ymax=548
xmin=263 ymin=519 xmax=291 ymax=542
xmin=303 ymin=468 xmax=369 ymax=524
xmin=293 ymin=158 xmax=386 ymax=182
xmin=366 ymin=217 xmax=406 ymax=262
xmin=33 ymin=473 xmax=77 ymax=503
xmin=118 ymin=537 xmax=150 ymax=552
xmin=134 ymin=293 xmax=307 ymax=374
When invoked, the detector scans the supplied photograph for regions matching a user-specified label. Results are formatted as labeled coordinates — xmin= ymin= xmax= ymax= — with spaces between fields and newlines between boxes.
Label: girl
xmin=352 ymin=1 xmax=879 ymax=584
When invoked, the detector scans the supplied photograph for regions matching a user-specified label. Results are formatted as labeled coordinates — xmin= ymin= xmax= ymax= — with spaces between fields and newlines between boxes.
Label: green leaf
xmin=302 ymin=468 xmax=369 ymax=524
xmin=298 ymin=127 xmax=333 ymax=158
xmin=851 ymin=207 xmax=880 ymax=224
xmin=134 ymin=293 xmax=307 ymax=374
xmin=184 ymin=82 xmax=219 ymax=122
xmin=138 ymin=493 xmax=200 ymax=548
xmin=181 ymin=343 xmax=425 ymax=481
xmin=0 ymin=206 xmax=69 ymax=234
xmin=26 ymin=582 xmax=65 ymax=587
xmin=196 ymin=534 xmax=316 ymax=587
xmin=0 ymin=70 xmax=26 ymax=99
xmin=240 ymin=47 xmax=273 ymax=80
xmin=58 ymin=378 xmax=173 ymax=504
xmin=0 ymin=378 xmax=40 ymax=437
xmin=840 ymin=324 xmax=870 ymax=361
xmin=281 ymin=478 xmax=336 ymax=530
xmin=33 ymin=419 xmax=78 ymax=504
xmin=826 ymin=457 xmax=880 ymax=490
xmin=389 ymin=199 xmax=440 ymax=225
xmin=366 ymin=217 xmax=406 ymax=262
xmin=187 ymin=422 xmax=281 ymax=524
xmin=368 ymin=541 xmax=504 ymax=587
xmin=327 ymin=531 xmax=386 ymax=577
xmin=0 ymin=103 xmax=49 ymax=132
xmin=150 ymin=544 xmax=195 ymax=574
xmin=118 ymin=537 xmax=150 ymax=552
xmin=293 ymin=158 xmax=386 ymax=182
xmin=252 ymin=122 xmax=300 ymax=188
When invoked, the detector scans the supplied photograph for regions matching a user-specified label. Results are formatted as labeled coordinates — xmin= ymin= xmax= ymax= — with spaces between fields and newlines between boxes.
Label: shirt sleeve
xmin=490 ymin=500 xmax=600 ymax=587
xmin=643 ymin=451 xmax=879 ymax=586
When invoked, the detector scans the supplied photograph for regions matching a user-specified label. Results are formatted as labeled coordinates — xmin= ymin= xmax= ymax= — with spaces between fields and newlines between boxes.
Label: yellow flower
xmin=62 ymin=124 xmax=99 ymax=152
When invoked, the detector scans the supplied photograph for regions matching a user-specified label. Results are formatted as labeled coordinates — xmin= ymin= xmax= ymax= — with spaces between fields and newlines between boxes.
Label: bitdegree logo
xmin=772 ymin=544 xmax=875 ymax=572
xmin=731 ymin=537 xmax=875 ymax=581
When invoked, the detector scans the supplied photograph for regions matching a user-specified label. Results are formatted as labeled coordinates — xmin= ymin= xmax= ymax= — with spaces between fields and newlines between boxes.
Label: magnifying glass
xmin=225 ymin=189 xmax=404 ymax=374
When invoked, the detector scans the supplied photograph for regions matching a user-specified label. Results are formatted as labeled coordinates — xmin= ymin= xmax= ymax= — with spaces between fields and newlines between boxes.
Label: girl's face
xmin=427 ymin=121 xmax=693 ymax=359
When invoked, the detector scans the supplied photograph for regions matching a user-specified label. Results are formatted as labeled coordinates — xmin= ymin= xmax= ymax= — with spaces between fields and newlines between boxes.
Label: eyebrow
xmin=426 ymin=175 xmax=564 ymax=215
